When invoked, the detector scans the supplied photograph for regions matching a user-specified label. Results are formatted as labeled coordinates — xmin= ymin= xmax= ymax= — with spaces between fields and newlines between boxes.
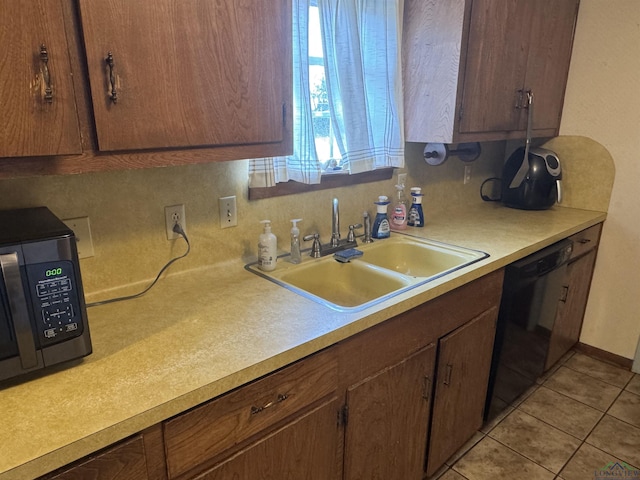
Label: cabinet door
xmin=343 ymin=344 xmax=437 ymax=480
xmin=546 ymin=249 xmax=597 ymax=370
xmin=426 ymin=308 xmax=497 ymax=477
xmin=45 ymin=436 xmax=150 ymax=480
xmin=521 ymin=0 xmax=579 ymax=132
xmin=458 ymin=0 xmax=532 ymax=134
xmin=78 ymin=0 xmax=287 ymax=152
xmin=195 ymin=398 xmax=340 ymax=480
xmin=0 ymin=0 xmax=82 ymax=157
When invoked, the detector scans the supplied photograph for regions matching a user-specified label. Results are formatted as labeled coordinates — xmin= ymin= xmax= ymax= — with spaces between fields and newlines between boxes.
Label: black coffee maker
xmin=501 ymin=147 xmax=563 ymax=210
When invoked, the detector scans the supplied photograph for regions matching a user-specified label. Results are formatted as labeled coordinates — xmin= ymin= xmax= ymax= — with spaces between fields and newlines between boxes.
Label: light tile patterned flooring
xmin=431 ymin=351 xmax=640 ymax=480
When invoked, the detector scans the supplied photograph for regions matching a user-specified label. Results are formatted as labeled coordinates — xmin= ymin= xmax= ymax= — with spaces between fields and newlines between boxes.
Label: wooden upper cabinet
xmin=78 ymin=0 xmax=289 ymax=152
xmin=521 ymin=0 xmax=580 ymax=132
xmin=458 ymin=0 xmax=533 ymax=134
xmin=403 ymin=0 xmax=579 ymax=143
xmin=0 ymin=0 xmax=82 ymax=157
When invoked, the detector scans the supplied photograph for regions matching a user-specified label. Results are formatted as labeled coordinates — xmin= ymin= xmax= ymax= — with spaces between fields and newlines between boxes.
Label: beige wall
xmin=0 ymin=144 xmax=505 ymax=300
xmin=560 ymin=0 xmax=640 ymax=359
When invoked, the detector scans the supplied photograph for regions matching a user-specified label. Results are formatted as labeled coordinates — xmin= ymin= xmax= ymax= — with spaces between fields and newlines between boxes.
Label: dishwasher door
xmin=484 ymin=239 xmax=573 ymax=422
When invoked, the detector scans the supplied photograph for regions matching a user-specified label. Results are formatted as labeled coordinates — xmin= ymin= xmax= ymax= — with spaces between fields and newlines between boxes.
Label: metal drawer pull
xmin=106 ymin=52 xmax=118 ymax=104
xmin=578 ymin=238 xmax=591 ymax=244
xmin=39 ymin=44 xmax=53 ymax=103
xmin=250 ymin=393 xmax=289 ymax=415
xmin=560 ymin=285 xmax=570 ymax=302
xmin=443 ymin=364 xmax=453 ymax=386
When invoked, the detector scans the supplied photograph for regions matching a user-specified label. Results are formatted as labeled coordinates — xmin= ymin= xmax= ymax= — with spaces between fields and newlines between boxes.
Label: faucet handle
xmin=303 ymin=233 xmax=322 ymax=258
xmin=347 ymin=223 xmax=363 ymax=243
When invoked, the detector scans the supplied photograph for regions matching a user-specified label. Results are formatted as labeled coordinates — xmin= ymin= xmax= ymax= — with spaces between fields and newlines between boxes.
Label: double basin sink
xmin=246 ymin=234 xmax=488 ymax=312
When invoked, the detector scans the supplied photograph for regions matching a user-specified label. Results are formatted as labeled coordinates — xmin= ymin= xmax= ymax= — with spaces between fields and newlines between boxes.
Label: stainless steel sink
xmin=246 ymin=234 xmax=488 ymax=312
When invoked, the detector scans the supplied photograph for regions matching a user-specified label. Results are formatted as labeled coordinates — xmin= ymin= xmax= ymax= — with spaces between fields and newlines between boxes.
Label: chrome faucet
xmin=302 ymin=197 xmax=362 ymax=257
xmin=331 ymin=198 xmax=340 ymax=247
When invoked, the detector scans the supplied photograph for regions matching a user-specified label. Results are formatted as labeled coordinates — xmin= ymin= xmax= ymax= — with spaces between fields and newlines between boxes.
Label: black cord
xmin=86 ymin=223 xmax=191 ymax=308
xmin=480 ymin=177 xmax=502 ymax=202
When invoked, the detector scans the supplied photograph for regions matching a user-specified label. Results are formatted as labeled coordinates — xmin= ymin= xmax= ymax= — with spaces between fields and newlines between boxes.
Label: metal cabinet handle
xmin=105 ymin=52 xmax=118 ymax=104
xmin=578 ymin=238 xmax=591 ymax=245
xmin=525 ymin=90 xmax=533 ymax=109
xmin=443 ymin=364 xmax=453 ymax=386
xmin=422 ymin=375 xmax=432 ymax=400
xmin=250 ymin=393 xmax=289 ymax=415
xmin=39 ymin=44 xmax=53 ymax=103
xmin=560 ymin=285 xmax=570 ymax=303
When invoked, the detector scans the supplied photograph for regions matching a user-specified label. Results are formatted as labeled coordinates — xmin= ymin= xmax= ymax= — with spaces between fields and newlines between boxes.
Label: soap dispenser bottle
xmin=407 ymin=187 xmax=425 ymax=227
xmin=390 ymin=183 xmax=408 ymax=231
xmin=372 ymin=196 xmax=391 ymax=239
xmin=289 ymin=219 xmax=302 ymax=264
xmin=258 ymin=220 xmax=277 ymax=271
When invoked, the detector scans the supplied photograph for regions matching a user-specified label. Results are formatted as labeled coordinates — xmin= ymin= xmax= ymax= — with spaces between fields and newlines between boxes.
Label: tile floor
xmin=430 ymin=351 xmax=640 ymax=480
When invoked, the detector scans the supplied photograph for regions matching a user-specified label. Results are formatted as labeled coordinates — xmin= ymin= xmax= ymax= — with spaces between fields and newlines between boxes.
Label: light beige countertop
xmin=0 ymin=203 xmax=606 ymax=479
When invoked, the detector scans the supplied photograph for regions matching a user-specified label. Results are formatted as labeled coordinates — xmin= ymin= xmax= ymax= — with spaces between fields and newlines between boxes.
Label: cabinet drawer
xmin=164 ymin=351 xmax=337 ymax=479
xmin=569 ymin=223 xmax=602 ymax=259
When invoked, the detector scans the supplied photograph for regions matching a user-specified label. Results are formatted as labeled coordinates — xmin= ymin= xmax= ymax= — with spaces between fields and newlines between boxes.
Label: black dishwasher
xmin=484 ymin=239 xmax=573 ymax=422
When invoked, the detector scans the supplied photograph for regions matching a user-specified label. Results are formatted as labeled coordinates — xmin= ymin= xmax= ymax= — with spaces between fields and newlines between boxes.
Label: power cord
xmin=86 ymin=222 xmax=191 ymax=308
xmin=480 ymin=177 xmax=502 ymax=202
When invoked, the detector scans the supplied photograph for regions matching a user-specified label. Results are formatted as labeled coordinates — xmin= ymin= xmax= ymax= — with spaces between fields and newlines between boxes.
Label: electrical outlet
xmin=219 ymin=196 xmax=237 ymax=229
xmin=464 ymin=165 xmax=472 ymax=185
xmin=63 ymin=217 xmax=95 ymax=259
xmin=165 ymin=205 xmax=186 ymax=240
xmin=397 ymin=172 xmax=407 ymax=186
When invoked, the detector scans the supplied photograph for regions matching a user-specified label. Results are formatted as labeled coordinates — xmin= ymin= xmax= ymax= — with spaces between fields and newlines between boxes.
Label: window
xmin=308 ymin=3 xmax=343 ymax=171
xmin=249 ymin=0 xmax=404 ymax=193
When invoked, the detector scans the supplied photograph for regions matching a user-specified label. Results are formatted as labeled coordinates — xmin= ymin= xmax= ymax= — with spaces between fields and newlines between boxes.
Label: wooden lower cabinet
xmin=545 ymin=223 xmax=602 ymax=370
xmin=163 ymin=351 xmax=338 ymax=479
xmin=426 ymin=308 xmax=498 ymax=477
xmin=546 ymin=248 xmax=598 ymax=369
xmin=42 ymin=426 xmax=167 ymax=480
xmin=338 ymin=269 xmax=503 ymax=480
xmin=40 ymin=270 xmax=504 ymax=480
xmin=343 ymin=344 xmax=437 ymax=480
xmin=195 ymin=398 xmax=340 ymax=480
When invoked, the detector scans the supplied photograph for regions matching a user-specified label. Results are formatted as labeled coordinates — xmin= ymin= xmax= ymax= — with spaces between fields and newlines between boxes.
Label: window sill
xmin=248 ymin=168 xmax=394 ymax=200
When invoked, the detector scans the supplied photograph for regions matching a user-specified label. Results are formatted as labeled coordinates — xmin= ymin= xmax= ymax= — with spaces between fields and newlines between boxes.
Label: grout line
xmin=562 ymin=353 xmax=634 ymax=389
xmin=486 ymin=434 xmax=559 ymax=476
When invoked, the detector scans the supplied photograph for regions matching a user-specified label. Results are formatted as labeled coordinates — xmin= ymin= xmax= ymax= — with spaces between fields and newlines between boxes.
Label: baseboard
xmin=575 ymin=342 xmax=634 ymax=370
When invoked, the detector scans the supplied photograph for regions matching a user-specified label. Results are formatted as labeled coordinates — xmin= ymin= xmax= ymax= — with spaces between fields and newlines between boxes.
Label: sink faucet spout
xmin=331 ymin=198 xmax=340 ymax=247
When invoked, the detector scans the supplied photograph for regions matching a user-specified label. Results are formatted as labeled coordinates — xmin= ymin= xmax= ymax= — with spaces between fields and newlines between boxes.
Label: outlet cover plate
xmin=63 ymin=217 xmax=95 ymax=258
xmin=219 ymin=196 xmax=237 ymax=229
xmin=165 ymin=204 xmax=186 ymax=240
xmin=397 ymin=172 xmax=407 ymax=186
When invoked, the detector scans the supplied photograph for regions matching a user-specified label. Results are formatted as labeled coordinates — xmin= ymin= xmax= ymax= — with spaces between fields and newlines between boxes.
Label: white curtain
xmin=249 ymin=0 xmax=404 ymax=187
xmin=249 ymin=0 xmax=323 ymax=187
xmin=319 ymin=0 xmax=404 ymax=174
